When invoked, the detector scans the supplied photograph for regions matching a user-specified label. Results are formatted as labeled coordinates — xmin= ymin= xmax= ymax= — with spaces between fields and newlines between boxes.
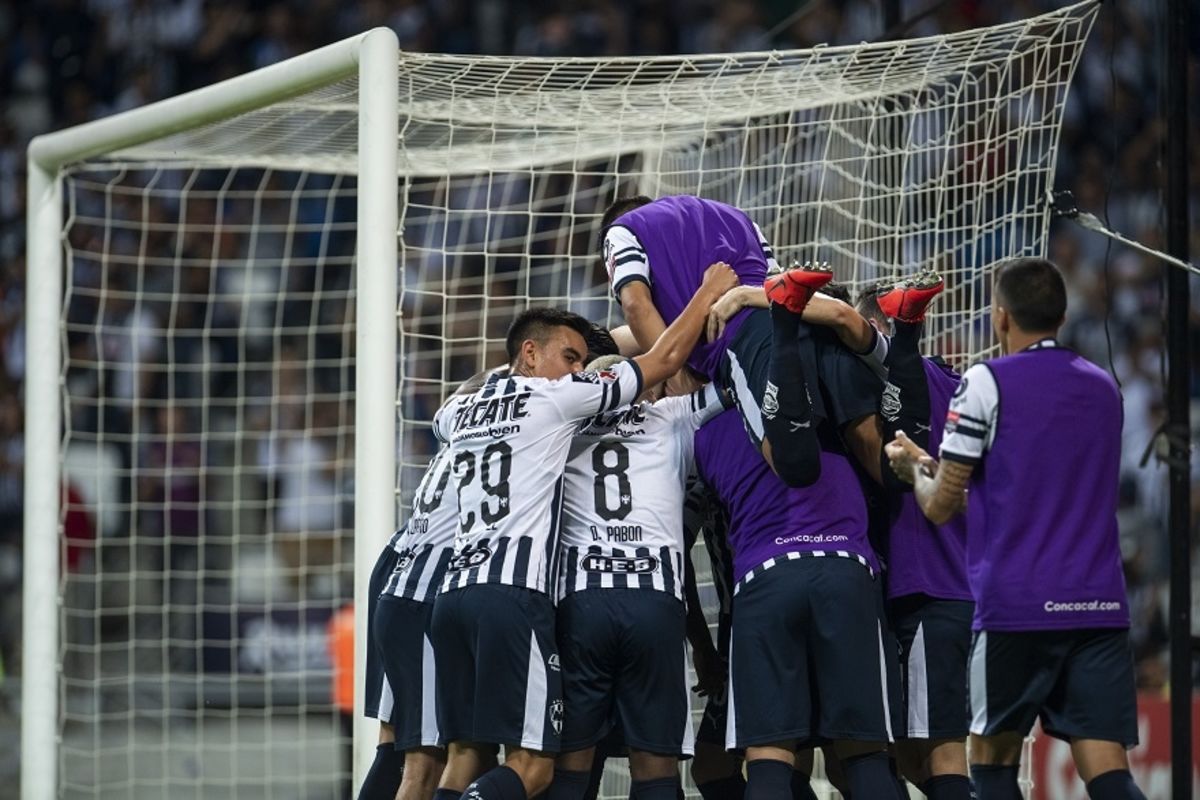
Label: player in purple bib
xmin=601 ymin=195 xmax=842 ymax=489
xmin=886 ymin=258 xmax=1145 ymax=800
xmin=694 ymin=408 xmax=905 ymax=800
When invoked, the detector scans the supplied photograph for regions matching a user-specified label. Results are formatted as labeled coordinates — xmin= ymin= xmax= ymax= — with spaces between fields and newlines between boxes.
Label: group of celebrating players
xmin=356 ymin=194 xmax=1147 ymax=800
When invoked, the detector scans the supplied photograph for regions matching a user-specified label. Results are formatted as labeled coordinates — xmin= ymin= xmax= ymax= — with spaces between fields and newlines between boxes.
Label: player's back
xmin=694 ymin=408 xmax=877 ymax=583
xmin=885 ymin=357 xmax=970 ymax=601
xmin=383 ymin=448 xmax=459 ymax=602
xmin=558 ymin=388 xmax=722 ymax=600
xmin=951 ymin=345 xmax=1127 ymax=630
xmin=611 ymin=196 xmax=768 ymax=377
xmin=434 ymin=364 xmax=642 ymax=596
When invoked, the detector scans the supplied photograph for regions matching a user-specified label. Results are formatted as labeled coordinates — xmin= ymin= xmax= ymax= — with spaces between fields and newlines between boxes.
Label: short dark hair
xmin=821 ymin=281 xmax=851 ymax=304
xmin=854 ymin=283 xmax=891 ymax=330
xmin=598 ymin=195 xmax=653 ymax=251
xmin=994 ymin=257 xmax=1067 ymax=332
xmin=505 ymin=308 xmax=593 ymax=363
xmin=584 ymin=323 xmax=620 ymax=360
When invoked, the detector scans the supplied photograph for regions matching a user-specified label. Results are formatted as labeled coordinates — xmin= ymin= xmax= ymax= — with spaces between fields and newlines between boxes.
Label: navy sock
xmin=762 ymin=306 xmax=821 ymax=487
xmin=434 ymin=789 xmax=464 ymax=800
xmin=843 ymin=751 xmax=907 ymax=799
xmin=921 ymin=774 xmax=974 ymax=800
xmin=746 ymin=759 xmax=793 ymax=800
xmin=585 ymin=756 xmax=607 ymax=800
xmin=790 ymin=769 xmax=818 ymax=800
xmin=1086 ymin=769 xmax=1147 ymax=800
xmin=357 ymin=742 xmax=405 ymax=800
xmin=970 ymin=764 xmax=1022 ymax=800
xmin=549 ymin=769 xmax=592 ymax=800
xmin=696 ymin=774 xmax=747 ymax=800
xmin=631 ymin=776 xmax=682 ymax=800
xmin=465 ymin=766 xmax=528 ymax=800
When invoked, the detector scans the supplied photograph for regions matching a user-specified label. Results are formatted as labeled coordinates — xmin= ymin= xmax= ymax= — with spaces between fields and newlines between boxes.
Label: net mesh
xmin=46 ymin=2 xmax=1098 ymax=796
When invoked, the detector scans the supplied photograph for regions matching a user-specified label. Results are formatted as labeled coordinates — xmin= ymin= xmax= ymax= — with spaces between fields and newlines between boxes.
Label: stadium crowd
xmin=0 ymin=0 xmax=1197 ymax=741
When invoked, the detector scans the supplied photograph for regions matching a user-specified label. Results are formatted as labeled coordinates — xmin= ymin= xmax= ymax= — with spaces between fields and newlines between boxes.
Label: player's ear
xmin=520 ymin=338 xmax=540 ymax=370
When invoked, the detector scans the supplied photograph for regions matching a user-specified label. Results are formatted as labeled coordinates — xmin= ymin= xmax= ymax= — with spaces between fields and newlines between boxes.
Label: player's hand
xmin=885 ymin=430 xmax=935 ymax=484
xmin=699 ymin=262 xmax=739 ymax=304
xmin=706 ymin=285 xmax=755 ymax=342
xmin=691 ymin=643 xmax=727 ymax=698
xmin=665 ymin=368 xmax=704 ymax=398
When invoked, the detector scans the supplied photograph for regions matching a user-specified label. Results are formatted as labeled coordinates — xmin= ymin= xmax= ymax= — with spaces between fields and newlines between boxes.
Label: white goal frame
xmin=23 ymin=28 xmax=400 ymax=799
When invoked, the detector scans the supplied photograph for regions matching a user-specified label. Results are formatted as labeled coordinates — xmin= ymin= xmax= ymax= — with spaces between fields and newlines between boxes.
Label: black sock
xmin=761 ymin=305 xmax=821 ymax=488
xmin=921 ymin=774 xmax=974 ymax=800
xmin=465 ymin=766 xmax=528 ymax=800
xmin=550 ymin=769 xmax=593 ymax=800
xmin=843 ymin=751 xmax=907 ymax=799
xmin=970 ymin=764 xmax=1022 ymax=800
xmin=696 ymin=774 xmax=747 ymax=800
xmin=434 ymin=790 xmax=464 ymax=800
xmin=877 ymin=318 xmax=933 ymax=492
xmin=746 ymin=759 xmax=793 ymax=800
xmin=1086 ymin=769 xmax=1147 ymax=800
xmin=357 ymin=742 xmax=405 ymax=800
xmin=631 ymin=776 xmax=682 ymax=800
xmin=790 ymin=769 xmax=818 ymax=800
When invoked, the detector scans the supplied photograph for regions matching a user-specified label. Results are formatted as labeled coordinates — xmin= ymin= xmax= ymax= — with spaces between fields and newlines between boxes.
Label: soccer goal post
xmin=24 ymin=3 xmax=1098 ymax=797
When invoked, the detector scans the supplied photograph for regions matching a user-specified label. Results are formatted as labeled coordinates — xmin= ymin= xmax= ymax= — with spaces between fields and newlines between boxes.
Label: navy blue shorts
xmin=968 ymin=627 xmax=1138 ymax=746
xmin=728 ymin=556 xmax=901 ymax=749
xmin=363 ymin=546 xmax=399 ymax=722
xmin=889 ymin=593 xmax=974 ymax=740
xmin=430 ymin=583 xmax=562 ymax=753
xmin=557 ymin=589 xmax=693 ymax=757
xmin=374 ymin=594 xmax=439 ymax=750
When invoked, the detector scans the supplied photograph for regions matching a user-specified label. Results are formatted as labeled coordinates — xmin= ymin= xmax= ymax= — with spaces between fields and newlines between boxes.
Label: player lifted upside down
xmin=602 ymin=194 xmax=847 ymax=487
xmin=428 ymin=264 xmax=737 ymax=800
xmin=887 ymin=258 xmax=1146 ymax=800
xmin=548 ymin=356 xmax=728 ymax=800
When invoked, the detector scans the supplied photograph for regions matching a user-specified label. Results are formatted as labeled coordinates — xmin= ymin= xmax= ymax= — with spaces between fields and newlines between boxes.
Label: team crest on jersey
xmin=881 ymin=381 xmax=901 ymax=421
xmin=581 ymin=554 xmax=659 ymax=574
xmin=549 ymin=699 xmax=564 ymax=735
xmin=448 ymin=543 xmax=492 ymax=571
xmin=392 ymin=548 xmax=416 ymax=574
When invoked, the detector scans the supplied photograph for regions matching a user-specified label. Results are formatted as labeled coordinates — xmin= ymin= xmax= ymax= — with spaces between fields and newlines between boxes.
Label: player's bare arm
xmin=706 ymin=285 xmax=874 ymax=353
xmin=843 ymin=413 xmax=885 ymax=486
xmin=631 ymin=262 xmax=738 ymax=388
xmin=618 ymin=280 xmax=668 ymax=355
xmin=886 ymin=430 xmax=971 ymax=524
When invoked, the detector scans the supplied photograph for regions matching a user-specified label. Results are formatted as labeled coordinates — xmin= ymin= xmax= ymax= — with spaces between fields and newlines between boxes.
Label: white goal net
xmin=24 ymin=3 xmax=1098 ymax=798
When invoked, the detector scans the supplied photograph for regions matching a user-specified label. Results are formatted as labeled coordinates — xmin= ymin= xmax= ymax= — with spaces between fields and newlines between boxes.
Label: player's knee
xmin=506 ymin=752 xmax=556 ymax=796
xmin=771 ymin=448 xmax=821 ymax=488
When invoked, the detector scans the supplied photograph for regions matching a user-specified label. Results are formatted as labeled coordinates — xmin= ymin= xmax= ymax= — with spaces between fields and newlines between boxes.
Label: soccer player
xmin=550 ymin=356 xmax=728 ymax=800
xmin=600 ymin=195 xmax=841 ymax=487
xmin=694 ymin=407 xmax=904 ymax=800
xmin=849 ymin=289 xmax=974 ymax=800
xmin=429 ymin=262 xmax=737 ymax=800
xmin=886 ymin=257 xmax=1146 ymax=800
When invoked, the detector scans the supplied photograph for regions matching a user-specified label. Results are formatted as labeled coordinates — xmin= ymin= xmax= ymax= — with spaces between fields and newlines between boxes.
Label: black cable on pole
xmin=1162 ymin=0 xmax=1193 ymax=795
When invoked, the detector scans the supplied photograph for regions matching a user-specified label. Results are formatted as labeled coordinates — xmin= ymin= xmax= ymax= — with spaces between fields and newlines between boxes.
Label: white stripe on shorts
xmin=377 ymin=672 xmax=395 ymax=724
xmin=877 ymin=620 xmax=895 ymax=743
xmin=970 ymin=631 xmax=989 ymax=735
xmin=421 ymin=632 xmax=440 ymax=746
xmin=725 ymin=635 xmax=738 ymax=750
xmin=521 ymin=631 xmax=548 ymax=749
xmin=681 ymin=647 xmax=696 ymax=756
xmin=907 ymin=622 xmax=930 ymax=738
xmin=726 ymin=349 xmax=764 ymax=441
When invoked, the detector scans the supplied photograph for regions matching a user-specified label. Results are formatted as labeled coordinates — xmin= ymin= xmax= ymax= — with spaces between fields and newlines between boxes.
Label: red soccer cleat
xmin=876 ymin=270 xmax=944 ymax=322
xmin=764 ymin=261 xmax=834 ymax=316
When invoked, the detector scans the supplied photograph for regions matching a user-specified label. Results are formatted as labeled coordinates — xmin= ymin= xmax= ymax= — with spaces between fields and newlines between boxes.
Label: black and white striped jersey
xmin=433 ymin=362 xmax=644 ymax=597
xmin=557 ymin=385 xmax=727 ymax=601
xmin=381 ymin=448 xmax=457 ymax=603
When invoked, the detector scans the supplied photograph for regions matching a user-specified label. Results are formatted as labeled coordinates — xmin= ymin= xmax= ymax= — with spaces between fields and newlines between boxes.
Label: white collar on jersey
xmin=1023 ymin=338 xmax=1060 ymax=351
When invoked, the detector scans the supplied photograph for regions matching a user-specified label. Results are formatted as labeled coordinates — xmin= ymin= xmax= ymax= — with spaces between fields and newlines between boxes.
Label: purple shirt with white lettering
xmin=694 ymin=409 xmax=878 ymax=583
xmin=940 ymin=345 xmax=1129 ymax=631
xmin=885 ymin=357 xmax=971 ymax=601
xmin=612 ymin=196 xmax=769 ymax=379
